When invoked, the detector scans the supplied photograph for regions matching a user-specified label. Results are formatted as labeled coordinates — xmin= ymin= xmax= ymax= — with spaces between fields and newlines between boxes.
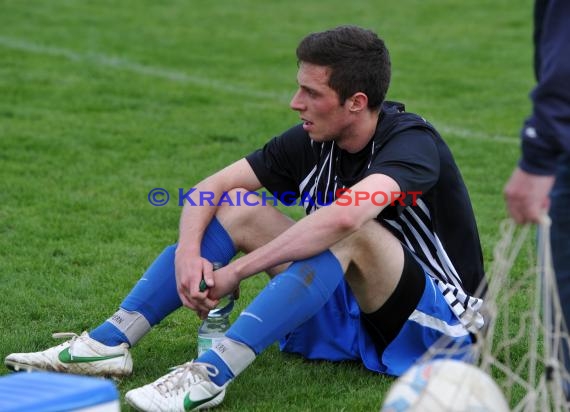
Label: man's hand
xmin=504 ymin=167 xmax=555 ymax=224
xmin=208 ymin=264 xmax=241 ymax=301
xmin=174 ymin=252 xmax=220 ymax=319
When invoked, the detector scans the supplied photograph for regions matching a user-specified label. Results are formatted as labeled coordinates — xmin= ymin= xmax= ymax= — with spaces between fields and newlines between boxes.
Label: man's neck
xmin=336 ymin=110 xmax=380 ymax=153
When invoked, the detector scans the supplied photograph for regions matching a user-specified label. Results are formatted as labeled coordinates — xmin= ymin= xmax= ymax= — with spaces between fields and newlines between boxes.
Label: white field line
xmin=0 ymin=35 xmax=518 ymax=145
xmin=435 ymin=124 xmax=517 ymax=144
xmin=0 ymin=36 xmax=289 ymax=102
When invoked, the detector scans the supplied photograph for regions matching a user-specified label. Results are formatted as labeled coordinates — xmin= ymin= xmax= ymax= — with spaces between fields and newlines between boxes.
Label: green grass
xmin=0 ymin=0 xmax=536 ymax=410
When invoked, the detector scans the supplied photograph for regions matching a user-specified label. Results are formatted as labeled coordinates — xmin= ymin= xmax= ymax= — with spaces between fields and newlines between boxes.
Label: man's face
xmin=290 ymin=63 xmax=353 ymax=142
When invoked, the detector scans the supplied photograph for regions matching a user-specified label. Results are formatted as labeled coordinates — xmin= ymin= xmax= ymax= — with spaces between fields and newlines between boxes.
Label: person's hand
xmin=174 ymin=252 xmax=219 ymax=319
xmin=504 ymin=167 xmax=555 ymax=224
xmin=208 ymin=265 xmax=241 ymax=301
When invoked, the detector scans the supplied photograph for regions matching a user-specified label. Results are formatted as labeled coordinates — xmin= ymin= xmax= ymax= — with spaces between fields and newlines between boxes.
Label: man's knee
xmin=216 ymin=188 xmax=260 ymax=225
xmin=215 ymin=189 xmax=295 ymax=259
xmin=331 ymin=220 xmax=398 ymax=265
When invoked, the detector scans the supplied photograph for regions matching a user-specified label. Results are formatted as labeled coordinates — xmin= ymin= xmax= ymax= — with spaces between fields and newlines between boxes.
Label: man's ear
xmin=348 ymin=92 xmax=368 ymax=113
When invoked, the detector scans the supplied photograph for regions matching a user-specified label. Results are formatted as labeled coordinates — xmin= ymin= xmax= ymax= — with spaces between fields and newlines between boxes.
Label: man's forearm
xmin=176 ymin=178 xmax=222 ymax=255
xmin=228 ymin=205 xmax=353 ymax=281
xmin=176 ymin=158 xmax=263 ymax=257
xmin=227 ymin=173 xmax=399 ymax=281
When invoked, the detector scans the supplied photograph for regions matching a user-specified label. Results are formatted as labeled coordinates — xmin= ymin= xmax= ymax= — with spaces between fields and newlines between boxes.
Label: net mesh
xmin=414 ymin=218 xmax=569 ymax=411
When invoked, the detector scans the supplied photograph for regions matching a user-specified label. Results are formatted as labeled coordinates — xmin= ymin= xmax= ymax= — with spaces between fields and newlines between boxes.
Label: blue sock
xmin=90 ymin=217 xmax=236 ymax=346
xmin=197 ymin=350 xmax=235 ymax=386
xmin=227 ymin=250 xmax=343 ymax=354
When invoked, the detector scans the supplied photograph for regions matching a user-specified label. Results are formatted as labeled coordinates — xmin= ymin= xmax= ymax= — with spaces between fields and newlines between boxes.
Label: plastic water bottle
xmin=197 ymin=263 xmax=235 ymax=356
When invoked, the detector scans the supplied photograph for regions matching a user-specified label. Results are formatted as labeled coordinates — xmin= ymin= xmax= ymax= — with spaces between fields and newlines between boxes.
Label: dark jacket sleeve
xmin=519 ymin=0 xmax=570 ymax=175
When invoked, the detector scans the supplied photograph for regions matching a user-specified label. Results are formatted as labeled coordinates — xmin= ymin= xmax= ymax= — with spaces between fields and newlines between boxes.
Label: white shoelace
xmin=51 ymin=332 xmax=82 ymax=351
xmin=153 ymin=361 xmax=220 ymax=397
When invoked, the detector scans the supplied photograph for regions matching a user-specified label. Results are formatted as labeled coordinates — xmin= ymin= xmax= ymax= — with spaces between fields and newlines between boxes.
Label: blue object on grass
xmin=0 ymin=372 xmax=119 ymax=412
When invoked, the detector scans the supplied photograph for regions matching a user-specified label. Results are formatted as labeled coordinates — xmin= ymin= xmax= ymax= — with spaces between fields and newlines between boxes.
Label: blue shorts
xmin=279 ymin=272 xmax=474 ymax=376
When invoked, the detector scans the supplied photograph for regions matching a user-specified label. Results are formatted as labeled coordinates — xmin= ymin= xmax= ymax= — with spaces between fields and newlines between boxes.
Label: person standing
xmin=504 ymin=0 xmax=570 ymax=394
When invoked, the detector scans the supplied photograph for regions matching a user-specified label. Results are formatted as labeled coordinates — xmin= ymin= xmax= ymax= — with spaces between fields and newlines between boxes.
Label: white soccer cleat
xmin=4 ymin=332 xmax=132 ymax=377
xmin=125 ymin=361 xmax=227 ymax=412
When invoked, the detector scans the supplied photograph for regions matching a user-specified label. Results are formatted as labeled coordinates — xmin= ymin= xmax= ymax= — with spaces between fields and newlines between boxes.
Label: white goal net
xmin=415 ymin=218 xmax=569 ymax=411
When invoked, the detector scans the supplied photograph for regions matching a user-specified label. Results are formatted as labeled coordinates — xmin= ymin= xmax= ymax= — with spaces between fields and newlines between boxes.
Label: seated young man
xmin=4 ymin=25 xmax=486 ymax=412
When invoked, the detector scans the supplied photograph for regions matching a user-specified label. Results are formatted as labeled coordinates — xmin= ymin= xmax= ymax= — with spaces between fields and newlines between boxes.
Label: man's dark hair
xmin=296 ymin=25 xmax=391 ymax=110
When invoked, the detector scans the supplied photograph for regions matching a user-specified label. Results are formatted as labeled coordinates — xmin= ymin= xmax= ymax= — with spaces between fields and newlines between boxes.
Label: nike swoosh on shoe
xmin=58 ymin=348 xmax=125 ymax=363
xmin=183 ymin=392 xmax=220 ymax=410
